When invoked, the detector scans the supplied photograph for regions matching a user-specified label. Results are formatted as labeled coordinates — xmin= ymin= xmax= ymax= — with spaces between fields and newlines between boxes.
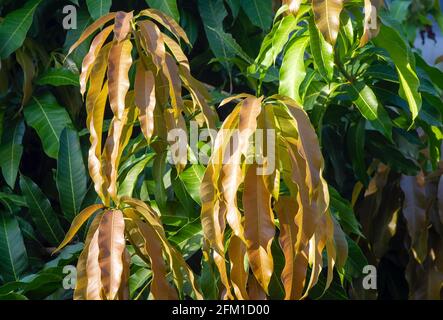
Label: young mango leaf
xmin=0 ymin=120 xmax=25 ymax=189
xmin=97 ymin=210 xmax=126 ymax=300
xmin=36 ymin=68 xmax=80 ymax=87
xmin=0 ymin=213 xmax=28 ymax=282
xmin=240 ymin=0 xmax=273 ymax=31
xmin=56 ymin=128 xmax=87 ymax=222
xmin=145 ymin=0 xmax=180 ymax=22
xmin=312 ymin=0 xmax=344 ymax=45
xmin=19 ymin=175 xmax=65 ymax=246
xmin=86 ymin=0 xmax=112 ymax=21
xmin=0 ymin=0 xmax=42 ymax=58
xmin=24 ymin=94 xmax=73 ymax=159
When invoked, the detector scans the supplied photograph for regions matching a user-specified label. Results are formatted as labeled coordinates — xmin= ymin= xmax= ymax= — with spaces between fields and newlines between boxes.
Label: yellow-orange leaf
xmin=108 ymin=39 xmax=133 ymax=119
xmin=229 ymin=235 xmax=249 ymax=300
xmin=98 ymin=210 xmax=126 ymax=300
xmin=80 ymin=25 xmax=113 ymax=96
xmin=275 ymin=196 xmax=309 ymax=300
xmin=243 ymin=164 xmax=275 ymax=293
xmin=312 ymin=0 xmax=344 ymax=45
xmin=139 ymin=9 xmax=190 ymax=45
xmin=68 ymin=12 xmax=116 ymax=55
xmin=138 ymin=20 xmax=165 ymax=72
xmin=127 ymin=214 xmax=178 ymax=299
xmin=135 ymin=61 xmax=156 ymax=142
xmin=74 ymin=213 xmax=103 ymax=300
xmin=53 ymin=204 xmax=104 ymax=253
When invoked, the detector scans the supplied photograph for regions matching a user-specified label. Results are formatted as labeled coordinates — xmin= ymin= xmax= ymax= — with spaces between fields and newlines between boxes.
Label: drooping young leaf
xmin=145 ymin=0 xmax=180 ymax=22
xmin=24 ymin=94 xmax=73 ymax=159
xmin=19 ymin=175 xmax=65 ymax=246
xmin=312 ymin=0 xmax=344 ymax=45
xmin=0 ymin=120 xmax=25 ymax=189
xmin=0 ymin=0 xmax=42 ymax=58
xmin=134 ymin=61 xmax=156 ymax=142
xmin=86 ymin=0 xmax=112 ymax=21
xmin=243 ymin=164 xmax=275 ymax=294
xmin=108 ymin=39 xmax=133 ymax=119
xmin=0 ymin=213 xmax=28 ymax=282
xmin=56 ymin=128 xmax=87 ymax=222
xmin=98 ymin=210 xmax=126 ymax=300
xmin=54 ymin=204 xmax=104 ymax=253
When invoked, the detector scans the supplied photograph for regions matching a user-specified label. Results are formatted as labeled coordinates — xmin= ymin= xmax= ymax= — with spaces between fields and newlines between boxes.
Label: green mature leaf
xmin=198 ymin=0 xmax=251 ymax=71
xmin=0 ymin=192 xmax=28 ymax=208
xmin=36 ymin=69 xmax=79 ymax=87
xmin=308 ymin=17 xmax=334 ymax=81
xmin=225 ymin=0 xmax=241 ymax=18
xmin=179 ymin=165 xmax=205 ymax=205
xmin=129 ymin=268 xmax=152 ymax=298
xmin=0 ymin=0 xmax=42 ymax=58
xmin=86 ymin=0 xmax=112 ymax=21
xmin=329 ymin=187 xmax=363 ymax=236
xmin=343 ymin=236 xmax=368 ymax=279
xmin=56 ymin=128 xmax=87 ymax=222
xmin=240 ymin=0 xmax=273 ymax=31
xmin=0 ymin=120 xmax=25 ymax=188
xmin=24 ymin=94 xmax=73 ymax=159
xmin=346 ymin=81 xmax=392 ymax=140
xmin=153 ymin=152 xmax=168 ymax=211
xmin=119 ymin=154 xmax=155 ymax=198
xmin=146 ymin=0 xmax=180 ymax=22
xmin=347 ymin=119 xmax=368 ymax=185
xmin=0 ymin=292 xmax=28 ymax=300
xmin=0 ymin=213 xmax=28 ymax=282
xmin=171 ymin=170 xmax=196 ymax=217
xmin=373 ymin=16 xmax=422 ymax=122
xmin=252 ymin=5 xmax=310 ymax=74
xmin=169 ymin=217 xmax=203 ymax=259
xmin=279 ymin=36 xmax=309 ymax=104
xmin=19 ymin=175 xmax=65 ymax=246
